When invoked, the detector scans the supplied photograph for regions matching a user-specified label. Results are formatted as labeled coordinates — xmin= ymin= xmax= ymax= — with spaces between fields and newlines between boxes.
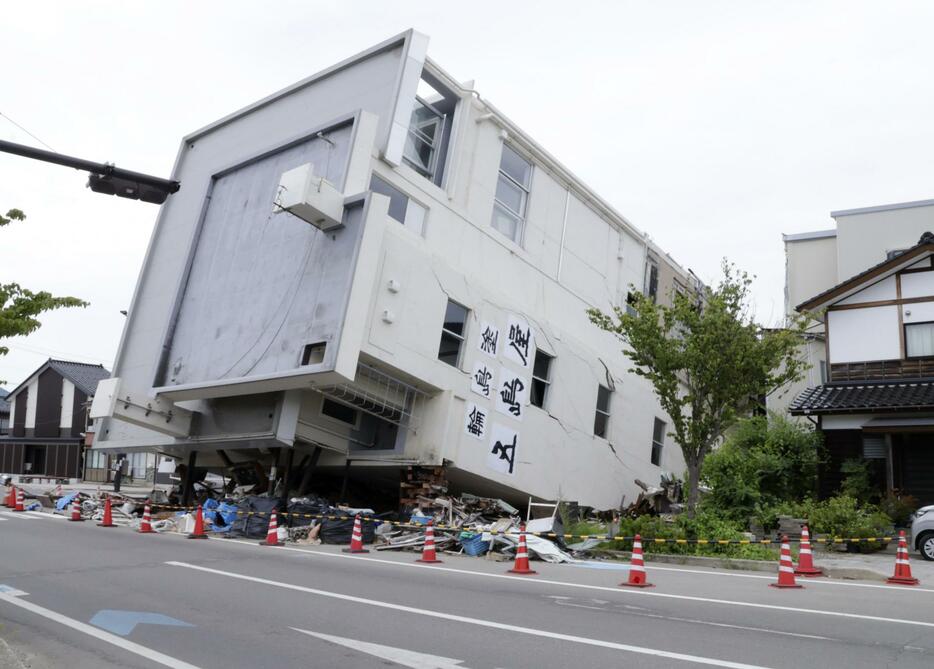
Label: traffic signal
xmin=87 ymin=173 xmax=173 ymax=204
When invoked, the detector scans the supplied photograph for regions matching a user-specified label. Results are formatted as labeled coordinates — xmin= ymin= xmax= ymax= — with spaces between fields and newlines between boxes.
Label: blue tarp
xmin=55 ymin=492 xmax=79 ymax=511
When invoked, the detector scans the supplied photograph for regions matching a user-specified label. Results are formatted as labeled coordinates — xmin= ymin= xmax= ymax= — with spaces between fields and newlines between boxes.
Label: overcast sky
xmin=2 ymin=1 xmax=933 ymax=387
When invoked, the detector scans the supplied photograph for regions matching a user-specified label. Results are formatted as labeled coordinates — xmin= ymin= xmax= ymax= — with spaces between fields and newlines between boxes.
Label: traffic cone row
xmin=508 ymin=524 xmax=537 ymax=575
xmin=138 ymin=503 xmax=154 ymax=534
xmin=259 ymin=509 xmax=284 ymax=546
xmin=794 ymin=525 xmax=824 ymax=577
xmin=12 ymin=488 xmax=25 ymax=512
xmin=97 ymin=496 xmax=116 ymax=527
xmin=69 ymin=498 xmax=84 ymax=522
xmin=187 ymin=505 xmax=208 ymax=539
xmin=887 ymin=530 xmax=920 ymax=586
xmin=416 ymin=520 xmax=442 ymax=563
xmin=343 ymin=514 xmax=369 ymax=554
xmin=621 ymin=534 xmax=654 ymax=587
xmin=770 ymin=535 xmax=803 ymax=589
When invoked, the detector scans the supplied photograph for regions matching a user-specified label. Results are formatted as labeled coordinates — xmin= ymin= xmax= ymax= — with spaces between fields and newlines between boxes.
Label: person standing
xmin=112 ymin=455 xmax=126 ymax=493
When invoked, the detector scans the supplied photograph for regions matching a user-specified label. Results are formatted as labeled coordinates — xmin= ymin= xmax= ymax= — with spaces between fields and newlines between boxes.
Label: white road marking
xmin=167 ymin=561 xmax=771 ymax=669
xmin=0 ymin=512 xmax=38 ymax=521
xmin=0 ymin=590 xmax=201 ymax=669
xmin=24 ymin=511 xmax=66 ymax=521
xmin=195 ymin=540 xmax=934 ymax=629
xmin=294 ymin=628 xmax=469 ymax=668
xmin=214 ymin=536 xmax=934 ymax=605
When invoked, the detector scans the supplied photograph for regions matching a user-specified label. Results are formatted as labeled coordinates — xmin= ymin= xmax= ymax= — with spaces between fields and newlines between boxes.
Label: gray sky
xmin=2 ymin=1 xmax=933 ymax=387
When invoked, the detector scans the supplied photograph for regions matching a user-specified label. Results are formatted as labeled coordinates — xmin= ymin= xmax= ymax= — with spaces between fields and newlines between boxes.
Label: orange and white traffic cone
xmin=259 ymin=509 xmax=284 ymax=546
xmin=3 ymin=485 xmax=15 ymax=508
xmin=97 ymin=496 xmax=116 ymax=527
xmin=12 ymin=488 xmax=26 ymax=512
xmin=887 ymin=530 xmax=920 ymax=586
xmin=770 ymin=535 xmax=803 ymax=588
xmin=343 ymin=514 xmax=369 ymax=553
xmin=508 ymin=524 xmax=538 ymax=575
xmin=794 ymin=525 xmax=824 ymax=577
xmin=138 ymin=503 xmax=155 ymax=534
xmin=187 ymin=505 xmax=208 ymax=539
xmin=416 ymin=520 xmax=443 ymax=563
xmin=620 ymin=534 xmax=655 ymax=588
xmin=69 ymin=498 xmax=84 ymax=522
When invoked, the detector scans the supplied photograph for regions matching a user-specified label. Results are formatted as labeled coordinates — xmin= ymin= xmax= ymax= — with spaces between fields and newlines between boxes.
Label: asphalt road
xmin=2 ymin=509 xmax=934 ymax=668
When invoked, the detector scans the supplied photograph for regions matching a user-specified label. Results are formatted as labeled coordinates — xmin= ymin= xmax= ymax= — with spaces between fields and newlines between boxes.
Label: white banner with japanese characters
xmin=471 ymin=360 xmax=496 ymax=399
xmin=487 ymin=423 xmax=518 ymax=476
xmin=504 ymin=315 xmax=535 ymax=369
xmin=495 ymin=368 xmax=529 ymax=421
xmin=476 ymin=321 xmax=500 ymax=359
xmin=464 ymin=402 xmax=488 ymax=441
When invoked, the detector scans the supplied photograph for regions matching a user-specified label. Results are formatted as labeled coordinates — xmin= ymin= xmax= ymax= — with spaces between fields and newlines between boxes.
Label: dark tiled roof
xmin=789 ymin=381 xmax=934 ymax=415
xmin=47 ymin=360 xmax=110 ymax=396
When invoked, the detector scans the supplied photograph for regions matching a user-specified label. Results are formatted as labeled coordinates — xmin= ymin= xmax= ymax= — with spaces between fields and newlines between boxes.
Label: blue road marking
xmin=89 ymin=610 xmax=194 ymax=636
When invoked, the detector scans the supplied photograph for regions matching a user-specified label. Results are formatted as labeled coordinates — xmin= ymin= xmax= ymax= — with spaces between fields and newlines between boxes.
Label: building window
xmin=646 ymin=261 xmax=659 ymax=303
xmin=651 ymin=418 xmax=666 ymax=466
xmin=369 ymin=174 xmax=427 ymax=236
xmin=402 ymin=73 xmax=457 ymax=187
xmin=438 ymin=300 xmax=468 ymax=367
xmin=321 ymin=399 xmax=359 ymax=427
xmin=491 ymin=144 xmax=532 ymax=243
xmin=625 ymin=291 xmax=639 ymax=317
xmin=906 ymin=322 xmax=934 ymax=357
xmin=819 ymin=360 xmax=827 ymax=384
xmin=594 ymin=385 xmax=611 ymax=438
xmin=530 ymin=351 xmax=553 ymax=408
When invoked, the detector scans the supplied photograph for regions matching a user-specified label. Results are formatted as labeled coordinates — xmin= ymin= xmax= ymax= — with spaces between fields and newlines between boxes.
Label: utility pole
xmin=0 ymin=139 xmax=180 ymax=204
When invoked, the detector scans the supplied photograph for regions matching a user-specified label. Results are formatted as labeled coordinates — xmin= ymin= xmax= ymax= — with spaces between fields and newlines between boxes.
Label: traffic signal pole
xmin=0 ymin=139 xmax=180 ymax=204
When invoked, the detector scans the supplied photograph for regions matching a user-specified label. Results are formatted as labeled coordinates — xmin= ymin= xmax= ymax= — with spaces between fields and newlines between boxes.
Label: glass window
xmin=403 ymin=100 xmax=445 ymax=180
xmin=647 ymin=262 xmax=659 ymax=303
xmin=530 ymin=351 xmax=554 ymax=408
xmin=438 ymin=300 xmax=469 ymax=367
xmin=594 ymin=385 xmax=611 ymax=438
xmin=906 ymin=322 xmax=934 ymax=357
xmin=651 ymin=418 xmax=666 ymax=466
xmin=492 ymin=144 xmax=532 ymax=243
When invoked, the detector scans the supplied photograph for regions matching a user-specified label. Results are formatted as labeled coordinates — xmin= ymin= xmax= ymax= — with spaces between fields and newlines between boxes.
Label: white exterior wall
xmin=60 ymin=379 xmax=75 ymax=429
xmin=784 ymin=234 xmax=837 ymax=314
xmin=835 ymin=202 xmax=934 ymax=281
xmin=24 ymin=378 xmax=37 ymax=430
xmin=827 ymin=306 xmax=901 ymax=363
xmin=96 ymin=31 xmax=689 ymax=509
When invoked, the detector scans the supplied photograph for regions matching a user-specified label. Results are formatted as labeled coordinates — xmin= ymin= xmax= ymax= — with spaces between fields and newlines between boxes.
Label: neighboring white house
xmin=90 ymin=30 xmax=700 ymax=510
xmin=769 ymin=198 xmax=934 ymax=418
xmin=789 ymin=231 xmax=934 ymax=507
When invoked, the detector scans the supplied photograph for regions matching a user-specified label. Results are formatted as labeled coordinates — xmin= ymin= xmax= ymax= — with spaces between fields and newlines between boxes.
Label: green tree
xmin=588 ymin=262 xmax=809 ymax=516
xmin=1 ymin=209 xmax=88 ymax=382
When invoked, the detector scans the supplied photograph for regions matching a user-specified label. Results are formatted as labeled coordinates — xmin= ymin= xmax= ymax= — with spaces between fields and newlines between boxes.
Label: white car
xmin=910 ymin=505 xmax=934 ymax=561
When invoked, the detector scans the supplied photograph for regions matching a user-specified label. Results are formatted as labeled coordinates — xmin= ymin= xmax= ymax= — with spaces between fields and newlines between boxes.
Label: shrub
xmin=879 ymin=491 xmax=919 ymax=527
xmin=839 ymin=458 xmax=878 ymax=504
xmin=701 ymin=415 xmax=822 ymax=521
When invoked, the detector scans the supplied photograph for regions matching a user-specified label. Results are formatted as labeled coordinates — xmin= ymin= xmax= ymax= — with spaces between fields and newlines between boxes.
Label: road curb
xmin=596 ymin=549 xmax=888 ymax=582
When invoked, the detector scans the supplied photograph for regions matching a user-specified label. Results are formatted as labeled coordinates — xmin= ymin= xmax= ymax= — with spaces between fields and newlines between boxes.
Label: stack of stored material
xmin=399 ymin=466 xmax=448 ymax=508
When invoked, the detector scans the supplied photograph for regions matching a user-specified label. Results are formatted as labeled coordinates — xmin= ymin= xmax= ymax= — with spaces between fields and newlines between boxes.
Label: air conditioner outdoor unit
xmin=275 ymin=163 xmax=345 ymax=231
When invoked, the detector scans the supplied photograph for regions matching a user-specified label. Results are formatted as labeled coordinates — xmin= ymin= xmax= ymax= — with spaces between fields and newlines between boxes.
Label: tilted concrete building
xmin=92 ymin=30 xmax=699 ymax=509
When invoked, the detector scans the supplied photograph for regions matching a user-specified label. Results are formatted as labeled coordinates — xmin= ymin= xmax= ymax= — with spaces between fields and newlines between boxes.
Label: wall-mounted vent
xmin=301 ymin=342 xmax=327 ymax=366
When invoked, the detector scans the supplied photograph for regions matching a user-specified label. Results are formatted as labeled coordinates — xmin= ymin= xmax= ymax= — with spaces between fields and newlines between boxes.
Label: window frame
xmin=491 ymin=144 xmax=533 ymax=244
xmin=646 ymin=261 xmax=659 ymax=303
xmin=593 ymin=384 xmax=612 ymax=438
xmin=438 ymin=299 xmax=469 ymax=368
xmin=904 ymin=320 xmax=934 ymax=359
xmin=530 ymin=350 xmax=554 ymax=409
xmin=651 ymin=417 xmax=666 ymax=466
xmin=320 ymin=398 xmax=361 ymax=429
xmin=403 ymin=96 xmax=448 ymax=183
